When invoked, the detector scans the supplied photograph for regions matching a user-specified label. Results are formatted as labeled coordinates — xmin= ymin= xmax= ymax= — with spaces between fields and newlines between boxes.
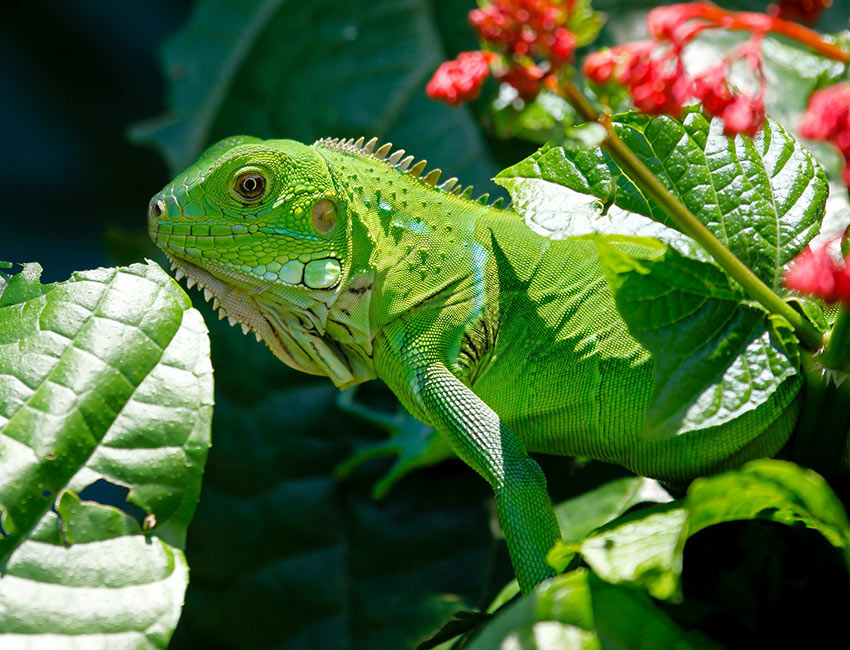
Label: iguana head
xmin=148 ymin=136 xmax=372 ymax=388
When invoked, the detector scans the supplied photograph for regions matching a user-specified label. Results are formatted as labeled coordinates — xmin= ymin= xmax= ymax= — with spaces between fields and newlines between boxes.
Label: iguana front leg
xmin=375 ymin=317 xmax=561 ymax=593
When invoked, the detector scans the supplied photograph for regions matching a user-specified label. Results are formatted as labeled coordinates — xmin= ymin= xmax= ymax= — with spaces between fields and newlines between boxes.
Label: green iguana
xmin=147 ymin=135 xmax=803 ymax=593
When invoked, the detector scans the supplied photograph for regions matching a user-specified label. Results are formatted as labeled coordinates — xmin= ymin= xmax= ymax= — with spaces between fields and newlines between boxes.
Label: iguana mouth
xmin=161 ymin=251 xmax=274 ymax=342
xmin=158 ymin=250 xmax=368 ymax=388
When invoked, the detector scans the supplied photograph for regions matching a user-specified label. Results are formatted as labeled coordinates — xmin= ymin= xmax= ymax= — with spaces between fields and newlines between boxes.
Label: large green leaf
xmin=496 ymin=108 xmax=829 ymax=290
xmin=685 ymin=459 xmax=850 ymax=558
xmin=0 ymin=262 xmax=213 ymax=648
xmin=591 ymin=235 xmax=800 ymax=438
xmin=570 ymin=460 xmax=850 ymax=602
xmin=132 ymin=0 xmax=500 ymax=191
xmin=554 ymin=476 xmax=671 ymax=544
xmin=467 ymin=569 xmax=720 ymax=650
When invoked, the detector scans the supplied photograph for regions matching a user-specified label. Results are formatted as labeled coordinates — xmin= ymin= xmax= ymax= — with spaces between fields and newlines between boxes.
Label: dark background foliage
xmin=3 ymin=1 xmax=850 ymax=648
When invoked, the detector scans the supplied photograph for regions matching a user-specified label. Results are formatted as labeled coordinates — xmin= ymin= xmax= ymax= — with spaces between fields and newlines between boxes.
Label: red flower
xmin=549 ymin=27 xmax=577 ymax=65
xmin=458 ymin=1 xmax=581 ymax=102
xmin=584 ymin=42 xmax=689 ymax=117
xmin=769 ymin=0 xmax=832 ymax=24
xmin=800 ymin=83 xmax=850 ymax=187
xmin=583 ymin=48 xmax=616 ymax=84
xmin=628 ymin=56 xmax=691 ymax=116
xmin=691 ymin=66 xmax=733 ymax=115
xmin=721 ymin=94 xmax=765 ymax=137
xmin=468 ymin=0 xmax=578 ymax=66
xmin=497 ymin=63 xmax=546 ymax=100
xmin=583 ymin=3 xmax=778 ymax=132
xmin=647 ymin=4 xmax=711 ymax=44
xmin=785 ymin=243 xmax=850 ymax=304
xmin=800 ymin=83 xmax=850 ymax=143
xmin=426 ymin=51 xmax=493 ymax=105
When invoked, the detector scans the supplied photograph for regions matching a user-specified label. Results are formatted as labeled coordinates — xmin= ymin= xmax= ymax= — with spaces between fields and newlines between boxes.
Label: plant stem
xmin=822 ymin=308 xmax=850 ymax=373
xmin=559 ymin=80 xmax=824 ymax=352
xmin=692 ymin=4 xmax=850 ymax=64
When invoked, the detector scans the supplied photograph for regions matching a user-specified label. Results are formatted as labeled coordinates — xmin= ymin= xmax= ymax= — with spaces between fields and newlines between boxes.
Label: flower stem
xmin=692 ymin=4 xmax=850 ymax=64
xmin=559 ymin=80 xmax=824 ymax=352
xmin=822 ymin=307 xmax=850 ymax=373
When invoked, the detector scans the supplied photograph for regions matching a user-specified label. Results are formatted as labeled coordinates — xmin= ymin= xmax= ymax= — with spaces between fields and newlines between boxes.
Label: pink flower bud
xmin=785 ymin=243 xmax=850 ymax=304
xmin=426 ymin=51 xmax=493 ymax=105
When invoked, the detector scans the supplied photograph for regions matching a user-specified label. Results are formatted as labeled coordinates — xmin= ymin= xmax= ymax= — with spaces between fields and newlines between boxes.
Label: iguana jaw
xmin=161 ymin=250 xmax=293 ymax=355
xmin=159 ymin=250 xmax=372 ymax=388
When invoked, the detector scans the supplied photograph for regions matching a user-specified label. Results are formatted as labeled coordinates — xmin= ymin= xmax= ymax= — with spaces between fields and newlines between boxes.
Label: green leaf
xmin=0 ymin=507 xmax=189 ymax=649
xmin=0 ymin=261 xmax=213 ymax=648
xmin=490 ymin=90 xmax=581 ymax=145
xmin=685 ymin=459 xmax=850 ymax=562
xmin=591 ymin=236 xmax=801 ymax=439
xmin=578 ymin=503 xmax=688 ymax=601
xmin=0 ymin=263 xmax=53 ymax=308
xmin=554 ymin=477 xmax=672 ymax=544
xmin=467 ymin=569 xmax=720 ymax=650
xmin=567 ymin=459 xmax=850 ymax=604
xmin=497 ymin=108 xmax=829 ymax=290
xmin=566 ymin=0 xmax=605 ymax=48
xmin=547 ymin=476 xmax=673 ymax=574
xmin=131 ymin=0 xmax=500 ymax=191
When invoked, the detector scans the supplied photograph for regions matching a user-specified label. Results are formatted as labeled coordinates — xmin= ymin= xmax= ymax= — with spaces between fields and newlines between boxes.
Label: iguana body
xmin=148 ymin=136 xmax=801 ymax=592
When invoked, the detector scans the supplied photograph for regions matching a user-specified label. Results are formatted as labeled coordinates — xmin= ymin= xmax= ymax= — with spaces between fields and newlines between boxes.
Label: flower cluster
xmin=799 ymin=83 xmax=850 ymax=187
xmin=427 ymin=1 xmax=582 ymax=105
xmin=584 ymin=4 xmax=768 ymax=136
xmin=468 ymin=0 xmax=578 ymax=67
xmin=785 ymin=241 xmax=850 ymax=305
xmin=582 ymin=41 xmax=689 ymax=116
xmin=769 ymin=0 xmax=832 ymax=24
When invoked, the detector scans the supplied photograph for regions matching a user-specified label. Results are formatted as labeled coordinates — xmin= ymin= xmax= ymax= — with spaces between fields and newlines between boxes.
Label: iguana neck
xmin=318 ymin=145 xmax=497 ymax=335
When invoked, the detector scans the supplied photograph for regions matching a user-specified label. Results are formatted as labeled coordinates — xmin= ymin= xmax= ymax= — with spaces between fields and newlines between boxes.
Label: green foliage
xmin=466 ymin=569 xmax=720 ymax=650
xmin=443 ymin=460 xmax=850 ymax=647
xmin=498 ymin=108 xmax=828 ymax=289
xmin=0 ymin=262 xmax=213 ymax=648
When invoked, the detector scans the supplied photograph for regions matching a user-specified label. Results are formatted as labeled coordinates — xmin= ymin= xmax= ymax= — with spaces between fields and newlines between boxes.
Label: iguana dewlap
xmin=148 ymin=136 xmax=800 ymax=592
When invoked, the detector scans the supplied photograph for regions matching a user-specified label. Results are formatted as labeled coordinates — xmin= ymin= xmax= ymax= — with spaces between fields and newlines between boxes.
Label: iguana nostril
xmin=149 ymin=199 xmax=167 ymax=218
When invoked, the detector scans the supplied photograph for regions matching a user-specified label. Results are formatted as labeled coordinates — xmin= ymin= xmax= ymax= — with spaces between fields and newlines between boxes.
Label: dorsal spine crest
xmin=314 ymin=136 xmax=506 ymax=209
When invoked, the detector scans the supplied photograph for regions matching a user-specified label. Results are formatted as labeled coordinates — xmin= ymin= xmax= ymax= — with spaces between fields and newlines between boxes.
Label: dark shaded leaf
xmin=592 ymin=235 xmax=800 ymax=438
xmin=132 ymin=0 xmax=501 ymax=195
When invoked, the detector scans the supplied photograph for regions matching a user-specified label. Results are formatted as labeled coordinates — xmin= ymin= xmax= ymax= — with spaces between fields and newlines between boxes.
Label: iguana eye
xmin=234 ymin=172 xmax=266 ymax=200
xmin=311 ymin=199 xmax=337 ymax=234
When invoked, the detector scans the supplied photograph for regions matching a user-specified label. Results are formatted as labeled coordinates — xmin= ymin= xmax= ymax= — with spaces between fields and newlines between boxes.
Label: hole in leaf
xmin=756 ymin=506 xmax=779 ymax=519
xmin=78 ymin=479 xmax=148 ymax=528
xmin=41 ymin=490 xmax=51 ymax=498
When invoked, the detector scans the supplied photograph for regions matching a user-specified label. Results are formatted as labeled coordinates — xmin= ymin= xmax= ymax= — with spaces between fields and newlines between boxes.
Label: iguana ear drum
xmin=311 ymin=199 xmax=337 ymax=234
